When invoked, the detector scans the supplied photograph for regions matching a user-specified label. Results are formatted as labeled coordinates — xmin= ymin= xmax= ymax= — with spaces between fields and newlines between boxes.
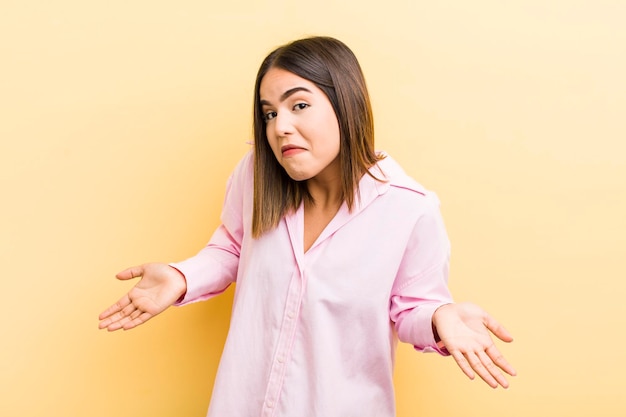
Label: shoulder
xmin=369 ymin=152 xmax=441 ymax=210
xmin=223 ymin=149 xmax=254 ymax=206
xmin=371 ymin=154 xmax=450 ymax=251
xmin=232 ymin=149 xmax=254 ymax=177
xmin=225 ymin=149 xmax=254 ymax=190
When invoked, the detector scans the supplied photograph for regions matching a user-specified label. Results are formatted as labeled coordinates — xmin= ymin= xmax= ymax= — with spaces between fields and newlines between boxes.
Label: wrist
xmin=432 ymin=303 xmax=453 ymax=349
xmin=168 ymin=265 xmax=188 ymax=302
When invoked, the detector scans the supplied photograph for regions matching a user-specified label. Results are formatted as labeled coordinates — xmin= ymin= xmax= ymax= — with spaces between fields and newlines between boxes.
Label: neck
xmin=305 ymin=159 xmax=343 ymax=210
xmin=302 ymin=169 xmax=343 ymax=253
xmin=306 ymin=181 xmax=343 ymax=211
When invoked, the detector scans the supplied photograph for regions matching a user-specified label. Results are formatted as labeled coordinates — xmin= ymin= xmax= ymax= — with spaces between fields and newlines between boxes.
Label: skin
xmin=433 ymin=302 xmax=516 ymax=388
xmin=98 ymin=263 xmax=186 ymax=331
xmin=99 ymin=67 xmax=516 ymax=389
xmin=260 ymin=67 xmax=342 ymax=185
xmin=260 ymin=67 xmax=344 ymax=251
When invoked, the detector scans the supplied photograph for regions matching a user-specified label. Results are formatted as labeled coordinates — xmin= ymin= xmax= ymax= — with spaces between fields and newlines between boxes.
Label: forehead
xmin=259 ymin=68 xmax=318 ymax=98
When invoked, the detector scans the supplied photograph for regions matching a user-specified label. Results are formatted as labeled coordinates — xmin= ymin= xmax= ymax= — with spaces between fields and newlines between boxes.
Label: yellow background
xmin=1 ymin=1 xmax=624 ymax=416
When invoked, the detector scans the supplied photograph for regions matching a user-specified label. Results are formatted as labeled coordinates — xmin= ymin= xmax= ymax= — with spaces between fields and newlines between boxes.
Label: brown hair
xmin=252 ymin=36 xmax=383 ymax=237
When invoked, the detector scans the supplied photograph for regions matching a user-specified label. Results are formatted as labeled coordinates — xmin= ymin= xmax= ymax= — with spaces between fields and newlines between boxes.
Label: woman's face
xmin=259 ymin=67 xmax=341 ymax=183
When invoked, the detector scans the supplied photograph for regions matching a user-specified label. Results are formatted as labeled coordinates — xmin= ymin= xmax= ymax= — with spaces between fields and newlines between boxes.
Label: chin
xmin=286 ymin=173 xmax=312 ymax=182
xmin=283 ymin=168 xmax=313 ymax=182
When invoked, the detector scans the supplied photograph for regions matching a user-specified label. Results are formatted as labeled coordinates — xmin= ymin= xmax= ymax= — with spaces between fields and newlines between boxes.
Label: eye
xmin=293 ymin=103 xmax=309 ymax=111
xmin=263 ymin=111 xmax=277 ymax=121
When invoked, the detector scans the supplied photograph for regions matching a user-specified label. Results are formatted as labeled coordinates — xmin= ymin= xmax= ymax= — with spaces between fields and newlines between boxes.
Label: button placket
xmin=262 ymin=269 xmax=304 ymax=415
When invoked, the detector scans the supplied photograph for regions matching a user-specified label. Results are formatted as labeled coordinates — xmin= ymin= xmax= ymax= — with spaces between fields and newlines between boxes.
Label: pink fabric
xmin=172 ymin=150 xmax=453 ymax=417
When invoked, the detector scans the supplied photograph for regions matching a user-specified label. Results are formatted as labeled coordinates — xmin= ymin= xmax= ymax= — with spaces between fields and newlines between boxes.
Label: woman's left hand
xmin=432 ymin=302 xmax=517 ymax=388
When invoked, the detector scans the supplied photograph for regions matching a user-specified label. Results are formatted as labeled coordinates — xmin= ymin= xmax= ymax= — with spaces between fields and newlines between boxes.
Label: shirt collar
xmin=357 ymin=152 xmax=427 ymax=208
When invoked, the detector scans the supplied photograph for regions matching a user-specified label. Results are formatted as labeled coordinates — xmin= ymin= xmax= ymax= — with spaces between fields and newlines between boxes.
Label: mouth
xmin=281 ymin=144 xmax=306 ymax=156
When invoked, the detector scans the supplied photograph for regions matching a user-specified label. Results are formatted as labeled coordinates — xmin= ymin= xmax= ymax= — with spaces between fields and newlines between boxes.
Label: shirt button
xmin=286 ymin=311 xmax=295 ymax=319
xmin=277 ymin=356 xmax=285 ymax=363
xmin=266 ymin=401 xmax=274 ymax=408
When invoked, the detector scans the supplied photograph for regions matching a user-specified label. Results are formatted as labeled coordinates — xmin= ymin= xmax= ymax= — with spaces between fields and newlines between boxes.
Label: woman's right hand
xmin=98 ymin=263 xmax=187 ymax=331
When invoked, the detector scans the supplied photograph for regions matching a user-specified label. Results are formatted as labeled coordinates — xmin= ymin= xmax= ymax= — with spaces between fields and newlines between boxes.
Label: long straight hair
xmin=252 ymin=36 xmax=383 ymax=238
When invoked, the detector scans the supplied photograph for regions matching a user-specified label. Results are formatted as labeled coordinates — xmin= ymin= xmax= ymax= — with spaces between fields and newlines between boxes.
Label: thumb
xmin=115 ymin=265 xmax=145 ymax=281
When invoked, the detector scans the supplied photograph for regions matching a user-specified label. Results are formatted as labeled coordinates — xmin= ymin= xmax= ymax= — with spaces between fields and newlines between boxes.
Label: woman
xmin=99 ymin=36 xmax=516 ymax=416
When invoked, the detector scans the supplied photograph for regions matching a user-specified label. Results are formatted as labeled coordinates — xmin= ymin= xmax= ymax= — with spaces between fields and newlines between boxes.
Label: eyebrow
xmin=259 ymin=86 xmax=312 ymax=106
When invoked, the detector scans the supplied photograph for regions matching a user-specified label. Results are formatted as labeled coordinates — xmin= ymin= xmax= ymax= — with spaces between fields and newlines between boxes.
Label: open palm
xmin=98 ymin=263 xmax=187 ymax=331
xmin=433 ymin=302 xmax=516 ymax=388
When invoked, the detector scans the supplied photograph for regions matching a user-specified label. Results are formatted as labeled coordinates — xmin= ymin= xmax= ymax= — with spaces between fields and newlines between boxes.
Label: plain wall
xmin=1 ymin=1 xmax=624 ymax=416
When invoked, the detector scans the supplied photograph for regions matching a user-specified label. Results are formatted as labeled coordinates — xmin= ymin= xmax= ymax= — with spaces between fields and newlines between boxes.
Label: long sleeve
xmin=389 ymin=192 xmax=453 ymax=354
xmin=171 ymin=151 xmax=252 ymax=305
xmin=171 ymin=224 xmax=241 ymax=305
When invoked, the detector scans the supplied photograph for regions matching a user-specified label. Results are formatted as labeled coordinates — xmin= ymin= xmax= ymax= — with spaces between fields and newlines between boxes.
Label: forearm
xmin=171 ymin=225 xmax=240 ymax=305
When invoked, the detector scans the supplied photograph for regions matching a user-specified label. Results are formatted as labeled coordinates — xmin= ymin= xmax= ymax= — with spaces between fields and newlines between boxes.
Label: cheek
xmin=322 ymin=108 xmax=340 ymax=145
xmin=325 ymin=120 xmax=341 ymax=154
xmin=265 ymin=130 xmax=281 ymax=158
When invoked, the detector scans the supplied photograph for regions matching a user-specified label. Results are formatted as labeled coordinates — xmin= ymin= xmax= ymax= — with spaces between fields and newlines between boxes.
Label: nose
xmin=273 ymin=111 xmax=294 ymax=137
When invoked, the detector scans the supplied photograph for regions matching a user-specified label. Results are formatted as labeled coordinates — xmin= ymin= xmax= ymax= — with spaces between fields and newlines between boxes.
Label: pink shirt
xmin=172 ymin=151 xmax=453 ymax=417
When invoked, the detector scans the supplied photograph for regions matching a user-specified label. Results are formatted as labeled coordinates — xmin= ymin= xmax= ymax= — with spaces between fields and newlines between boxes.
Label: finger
xmin=129 ymin=309 xmax=143 ymax=321
xmin=484 ymin=314 xmax=514 ymax=343
xmin=104 ymin=317 xmax=128 ymax=331
xmin=476 ymin=350 xmax=510 ymax=389
xmin=107 ymin=302 xmax=142 ymax=330
xmin=115 ymin=265 xmax=145 ymax=281
xmin=466 ymin=351 xmax=499 ymax=389
xmin=98 ymin=295 xmax=136 ymax=330
xmin=98 ymin=294 xmax=132 ymax=321
xmin=450 ymin=350 xmax=475 ymax=381
xmin=122 ymin=311 xmax=153 ymax=330
xmin=99 ymin=309 xmax=131 ymax=330
xmin=486 ymin=344 xmax=517 ymax=377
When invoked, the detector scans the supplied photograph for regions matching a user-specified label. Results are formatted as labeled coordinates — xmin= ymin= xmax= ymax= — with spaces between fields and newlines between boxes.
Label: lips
xmin=281 ymin=144 xmax=306 ymax=156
